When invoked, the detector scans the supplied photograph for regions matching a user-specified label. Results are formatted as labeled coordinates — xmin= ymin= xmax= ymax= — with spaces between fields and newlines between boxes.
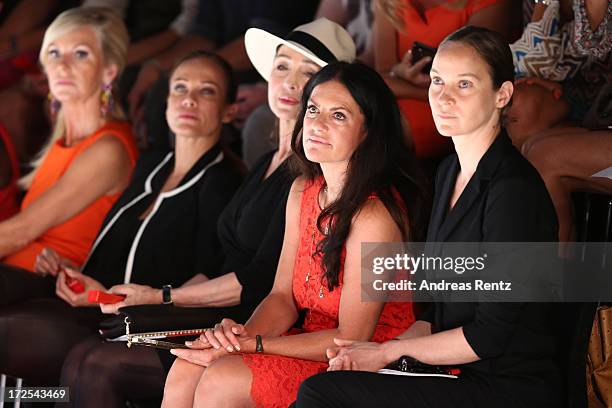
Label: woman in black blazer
xmin=295 ymin=27 xmax=562 ymax=408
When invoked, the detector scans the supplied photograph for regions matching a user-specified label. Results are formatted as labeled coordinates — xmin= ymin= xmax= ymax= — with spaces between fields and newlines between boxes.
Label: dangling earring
xmin=48 ymin=92 xmax=60 ymax=115
xmin=100 ymin=82 xmax=114 ymax=117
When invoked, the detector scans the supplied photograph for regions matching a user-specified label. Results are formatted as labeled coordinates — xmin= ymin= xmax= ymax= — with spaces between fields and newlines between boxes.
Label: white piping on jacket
xmin=123 ymin=151 xmax=224 ymax=283
xmin=80 ymin=151 xmax=223 ymax=284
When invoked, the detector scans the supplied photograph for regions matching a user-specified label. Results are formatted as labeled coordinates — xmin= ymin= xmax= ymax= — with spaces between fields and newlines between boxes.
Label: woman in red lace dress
xmin=163 ymin=62 xmax=429 ymax=408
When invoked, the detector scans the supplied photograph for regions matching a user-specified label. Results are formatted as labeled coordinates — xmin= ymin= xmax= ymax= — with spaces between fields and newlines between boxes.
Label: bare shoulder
xmin=287 ymin=176 xmax=307 ymax=206
xmin=81 ymin=133 xmax=131 ymax=164
xmin=62 ymin=133 xmax=133 ymax=192
xmin=350 ymin=197 xmax=402 ymax=242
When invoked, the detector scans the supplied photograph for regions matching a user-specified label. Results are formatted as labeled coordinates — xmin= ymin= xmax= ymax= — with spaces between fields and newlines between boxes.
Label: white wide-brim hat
xmin=245 ymin=18 xmax=357 ymax=82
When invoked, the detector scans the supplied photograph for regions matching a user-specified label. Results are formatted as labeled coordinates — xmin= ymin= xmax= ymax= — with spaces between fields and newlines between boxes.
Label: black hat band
xmin=285 ymin=31 xmax=337 ymax=64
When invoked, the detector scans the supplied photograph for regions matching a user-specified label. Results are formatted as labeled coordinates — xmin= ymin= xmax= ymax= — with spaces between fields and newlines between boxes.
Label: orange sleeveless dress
xmin=396 ymin=0 xmax=502 ymax=159
xmin=241 ymin=177 xmax=415 ymax=408
xmin=0 ymin=123 xmax=20 ymax=222
xmin=3 ymin=122 xmax=138 ymax=271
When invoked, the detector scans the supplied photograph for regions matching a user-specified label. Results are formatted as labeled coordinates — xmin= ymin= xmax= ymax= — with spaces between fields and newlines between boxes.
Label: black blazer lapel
xmin=437 ymin=175 xmax=484 ymax=242
xmin=435 ymin=130 xmax=512 ymax=242
xmin=427 ymin=156 xmax=456 ymax=242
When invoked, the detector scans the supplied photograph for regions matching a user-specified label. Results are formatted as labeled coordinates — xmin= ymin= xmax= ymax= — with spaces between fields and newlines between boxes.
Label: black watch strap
xmin=162 ymin=285 xmax=173 ymax=304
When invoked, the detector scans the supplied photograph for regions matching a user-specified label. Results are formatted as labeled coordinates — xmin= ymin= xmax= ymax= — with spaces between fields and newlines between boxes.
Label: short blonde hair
xmin=20 ymin=7 xmax=129 ymax=189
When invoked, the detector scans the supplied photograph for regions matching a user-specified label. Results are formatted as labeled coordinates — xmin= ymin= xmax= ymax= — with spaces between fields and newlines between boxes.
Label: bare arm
xmin=395 ymin=319 xmax=431 ymax=339
xmin=173 ymin=273 xmax=242 ymax=307
xmin=0 ymin=136 xmax=132 ymax=257
xmin=245 ymin=195 xmax=404 ymax=362
xmin=382 ymin=327 xmax=479 ymax=366
xmin=373 ymin=5 xmax=429 ymax=101
xmin=104 ymin=272 xmax=243 ymax=313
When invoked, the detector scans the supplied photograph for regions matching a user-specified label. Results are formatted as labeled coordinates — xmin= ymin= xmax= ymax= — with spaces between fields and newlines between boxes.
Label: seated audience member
xmin=0 ymin=51 xmax=243 ymax=386
xmin=295 ymin=26 xmax=562 ymax=408
xmin=162 ymin=61 xmax=429 ymax=408
xmin=0 ymin=7 xmax=138 ymax=280
xmin=506 ymin=0 xmax=612 ymax=242
xmin=374 ymin=0 xmax=520 ymax=160
xmin=51 ymin=19 xmax=357 ymax=407
xmin=241 ymin=0 xmax=375 ymax=168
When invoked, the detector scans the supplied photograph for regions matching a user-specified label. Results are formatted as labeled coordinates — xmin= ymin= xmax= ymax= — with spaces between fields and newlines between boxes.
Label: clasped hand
xmin=170 ymin=318 xmax=256 ymax=367
xmin=326 ymin=338 xmax=390 ymax=372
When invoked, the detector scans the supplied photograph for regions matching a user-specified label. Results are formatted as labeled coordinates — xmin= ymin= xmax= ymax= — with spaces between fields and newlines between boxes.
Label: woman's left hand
xmin=170 ymin=334 xmax=255 ymax=366
xmin=390 ymin=50 xmax=432 ymax=88
xmin=327 ymin=338 xmax=390 ymax=372
xmin=170 ymin=344 xmax=229 ymax=367
xmin=99 ymin=283 xmax=160 ymax=314
xmin=55 ymin=268 xmax=106 ymax=307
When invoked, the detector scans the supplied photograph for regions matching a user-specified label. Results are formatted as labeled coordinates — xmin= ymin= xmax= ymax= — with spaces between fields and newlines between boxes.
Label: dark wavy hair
xmin=291 ymin=61 xmax=429 ymax=291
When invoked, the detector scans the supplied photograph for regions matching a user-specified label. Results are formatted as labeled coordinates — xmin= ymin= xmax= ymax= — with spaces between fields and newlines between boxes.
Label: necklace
xmin=305 ymin=183 xmax=327 ymax=299
xmin=306 ymin=230 xmax=324 ymax=298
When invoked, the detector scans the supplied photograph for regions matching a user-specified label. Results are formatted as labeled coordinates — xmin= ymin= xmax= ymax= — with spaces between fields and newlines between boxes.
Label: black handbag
xmin=98 ymin=304 xmax=248 ymax=340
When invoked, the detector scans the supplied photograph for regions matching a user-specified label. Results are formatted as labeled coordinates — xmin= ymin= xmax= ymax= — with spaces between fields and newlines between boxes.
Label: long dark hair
xmin=291 ymin=61 xmax=429 ymax=290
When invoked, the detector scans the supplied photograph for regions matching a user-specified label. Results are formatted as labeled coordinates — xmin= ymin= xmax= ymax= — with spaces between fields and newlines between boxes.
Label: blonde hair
xmin=376 ymin=0 xmax=470 ymax=31
xmin=19 ymin=7 xmax=129 ymax=188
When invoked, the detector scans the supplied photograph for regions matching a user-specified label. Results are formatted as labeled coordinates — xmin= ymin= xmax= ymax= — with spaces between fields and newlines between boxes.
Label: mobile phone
xmin=65 ymin=276 xmax=85 ymax=294
xmin=87 ymin=290 xmax=126 ymax=304
xmin=411 ymin=41 xmax=437 ymax=74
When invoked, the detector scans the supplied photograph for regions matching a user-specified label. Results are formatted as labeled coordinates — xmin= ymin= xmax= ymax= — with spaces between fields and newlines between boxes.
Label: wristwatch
xmin=162 ymin=285 xmax=173 ymax=304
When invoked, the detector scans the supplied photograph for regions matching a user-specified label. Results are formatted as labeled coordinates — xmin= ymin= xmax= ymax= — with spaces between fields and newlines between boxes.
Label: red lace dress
xmin=241 ymin=177 xmax=415 ymax=407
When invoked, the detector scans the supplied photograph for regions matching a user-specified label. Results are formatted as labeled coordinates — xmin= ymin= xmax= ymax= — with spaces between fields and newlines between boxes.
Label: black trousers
xmin=0 ymin=263 xmax=55 ymax=307
xmin=295 ymin=370 xmax=561 ymax=408
xmin=0 ymin=297 xmax=101 ymax=385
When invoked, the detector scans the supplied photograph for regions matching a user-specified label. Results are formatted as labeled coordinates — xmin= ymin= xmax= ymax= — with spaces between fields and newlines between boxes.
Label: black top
xmin=216 ymin=150 xmax=294 ymax=312
xmin=84 ymin=144 xmax=243 ymax=289
xmin=420 ymin=130 xmax=562 ymax=404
